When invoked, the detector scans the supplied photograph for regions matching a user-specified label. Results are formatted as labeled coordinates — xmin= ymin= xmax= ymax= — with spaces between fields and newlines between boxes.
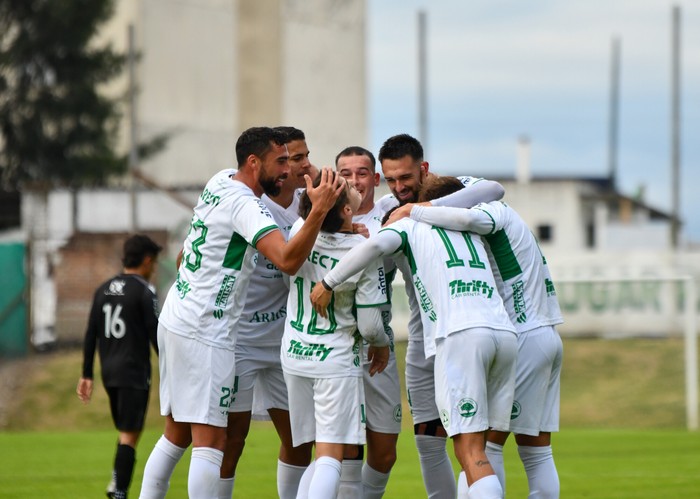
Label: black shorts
xmin=105 ymin=387 xmax=150 ymax=432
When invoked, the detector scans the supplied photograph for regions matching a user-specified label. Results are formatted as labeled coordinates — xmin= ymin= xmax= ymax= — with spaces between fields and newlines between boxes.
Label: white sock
xmin=361 ymin=463 xmax=390 ymax=499
xmin=277 ymin=460 xmax=307 ymax=499
xmin=518 ymin=445 xmax=559 ymax=499
xmin=457 ymin=471 xmax=469 ymax=499
xmin=296 ymin=460 xmax=315 ymax=499
xmin=468 ymin=475 xmax=502 ymax=499
xmin=188 ymin=447 xmax=224 ymax=499
xmin=485 ymin=442 xmax=505 ymax=492
xmin=337 ymin=459 xmax=363 ymax=499
xmin=308 ymin=456 xmax=341 ymax=499
xmin=139 ymin=435 xmax=187 ymax=499
xmin=218 ymin=476 xmax=234 ymax=499
xmin=415 ymin=434 xmax=457 ymax=498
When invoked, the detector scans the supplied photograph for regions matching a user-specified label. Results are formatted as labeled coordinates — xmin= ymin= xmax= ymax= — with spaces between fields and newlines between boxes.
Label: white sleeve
xmin=357 ymin=307 xmax=389 ymax=347
xmin=430 ymin=178 xmax=504 ymax=208
xmin=410 ymin=205 xmax=495 ymax=235
xmin=323 ymin=231 xmax=403 ymax=289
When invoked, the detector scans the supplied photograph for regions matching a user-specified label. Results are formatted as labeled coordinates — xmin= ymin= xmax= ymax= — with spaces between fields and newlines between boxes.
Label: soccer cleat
xmin=105 ymin=474 xmax=116 ymax=498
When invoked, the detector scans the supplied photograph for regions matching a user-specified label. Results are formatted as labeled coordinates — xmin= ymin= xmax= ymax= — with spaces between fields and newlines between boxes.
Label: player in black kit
xmin=77 ymin=234 xmax=162 ymax=499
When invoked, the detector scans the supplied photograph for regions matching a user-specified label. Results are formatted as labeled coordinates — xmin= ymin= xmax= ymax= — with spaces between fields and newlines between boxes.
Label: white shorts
xmin=509 ymin=326 xmax=563 ymax=436
xmin=405 ymin=340 xmax=440 ymax=425
xmin=284 ymin=373 xmax=366 ymax=447
xmin=158 ymin=324 xmax=236 ymax=428
xmin=363 ymin=348 xmax=402 ymax=434
xmin=434 ymin=328 xmax=517 ymax=437
xmin=230 ymin=344 xmax=288 ymax=414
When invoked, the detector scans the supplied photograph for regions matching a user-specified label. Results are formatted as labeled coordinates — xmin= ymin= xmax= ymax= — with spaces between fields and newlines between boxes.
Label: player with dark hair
xmin=219 ymin=126 xmax=315 ymax=499
xmin=399 ymin=175 xmax=564 ymax=499
xmin=310 ymin=175 xmax=518 ymax=499
xmin=283 ymin=172 xmax=390 ymax=498
xmin=378 ymin=133 xmax=506 ymax=498
xmin=77 ymin=234 xmax=162 ymax=499
xmin=138 ymin=126 xmax=343 ymax=499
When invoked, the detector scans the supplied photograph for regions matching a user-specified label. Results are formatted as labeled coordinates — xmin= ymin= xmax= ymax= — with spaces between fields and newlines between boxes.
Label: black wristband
xmin=321 ymin=279 xmax=333 ymax=291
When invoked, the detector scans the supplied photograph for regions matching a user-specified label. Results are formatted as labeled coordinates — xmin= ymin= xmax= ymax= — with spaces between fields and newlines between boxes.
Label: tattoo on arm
xmin=475 ymin=459 xmax=491 ymax=467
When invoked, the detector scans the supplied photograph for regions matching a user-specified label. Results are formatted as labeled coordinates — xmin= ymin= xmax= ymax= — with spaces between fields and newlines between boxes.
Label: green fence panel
xmin=0 ymin=243 xmax=27 ymax=357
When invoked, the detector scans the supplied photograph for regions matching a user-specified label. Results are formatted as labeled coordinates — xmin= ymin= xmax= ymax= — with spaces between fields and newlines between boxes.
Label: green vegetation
xmin=1 ymin=337 xmax=697 ymax=497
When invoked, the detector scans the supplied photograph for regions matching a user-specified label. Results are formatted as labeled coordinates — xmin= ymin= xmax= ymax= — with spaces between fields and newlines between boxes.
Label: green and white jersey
xmin=281 ymin=220 xmax=389 ymax=378
xmin=236 ymin=191 xmax=302 ymax=347
xmin=160 ymin=169 xmax=278 ymax=350
xmin=412 ymin=201 xmax=563 ymax=333
xmin=380 ymin=218 xmax=515 ymax=357
xmin=353 ymin=203 xmax=397 ymax=349
xmin=377 ymin=176 xmax=492 ymax=344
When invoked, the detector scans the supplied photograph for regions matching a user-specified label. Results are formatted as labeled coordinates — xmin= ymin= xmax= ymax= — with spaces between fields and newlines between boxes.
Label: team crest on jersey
xmin=511 ymin=400 xmax=521 ymax=420
xmin=458 ymin=398 xmax=478 ymax=418
xmin=106 ymin=280 xmax=126 ymax=296
xmin=393 ymin=404 xmax=402 ymax=423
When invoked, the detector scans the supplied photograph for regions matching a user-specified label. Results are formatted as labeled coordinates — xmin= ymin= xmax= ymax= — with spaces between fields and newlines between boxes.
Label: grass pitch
xmin=1 ymin=337 xmax=698 ymax=497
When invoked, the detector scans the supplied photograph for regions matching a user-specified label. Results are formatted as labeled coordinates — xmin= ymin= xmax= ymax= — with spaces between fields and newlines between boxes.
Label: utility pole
xmin=128 ymin=24 xmax=139 ymax=232
xmin=607 ymin=36 xmax=621 ymax=190
xmin=417 ymin=10 xmax=428 ymax=155
xmin=670 ymin=5 xmax=681 ymax=248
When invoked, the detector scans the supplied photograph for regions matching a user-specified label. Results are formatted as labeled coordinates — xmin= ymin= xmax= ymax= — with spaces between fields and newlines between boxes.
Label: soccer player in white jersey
xmin=282 ymin=173 xmax=391 ymax=499
xmin=310 ymin=176 xmax=518 ymax=499
xmin=138 ymin=127 xmax=344 ymax=499
xmin=377 ymin=133 xmax=506 ymax=498
xmin=398 ymin=177 xmax=564 ymax=499
xmin=219 ymin=127 xmax=315 ymax=499
xmin=334 ymin=146 xmax=402 ymax=498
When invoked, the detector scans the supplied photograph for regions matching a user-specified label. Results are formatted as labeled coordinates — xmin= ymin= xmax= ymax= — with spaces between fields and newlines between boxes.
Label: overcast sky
xmin=367 ymin=0 xmax=700 ymax=243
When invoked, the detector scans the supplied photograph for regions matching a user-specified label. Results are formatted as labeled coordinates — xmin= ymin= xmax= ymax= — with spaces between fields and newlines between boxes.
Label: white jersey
xmin=411 ymin=200 xmax=564 ymax=333
xmin=353 ymin=203 xmax=397 ymax=344
xmin=380 ymin=218 xmax=515 ymax=357
xmin=378 ymin=176 xmax=491 ymax=344
xmin=281 ymin=220 xmax=388 ymax=378
xmin=159 ymin=169 xmax=278 ymax=350
xmin=237 ymin=191 xmax=302 ymax=347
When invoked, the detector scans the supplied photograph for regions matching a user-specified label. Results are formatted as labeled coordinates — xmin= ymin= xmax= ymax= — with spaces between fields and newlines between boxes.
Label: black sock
xmin=114 ymin=444 xmax=136 ymax=493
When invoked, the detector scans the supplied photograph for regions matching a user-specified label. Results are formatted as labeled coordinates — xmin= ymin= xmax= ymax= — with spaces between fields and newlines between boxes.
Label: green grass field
xmin=1 ymin=337 xmax=699 ymax=497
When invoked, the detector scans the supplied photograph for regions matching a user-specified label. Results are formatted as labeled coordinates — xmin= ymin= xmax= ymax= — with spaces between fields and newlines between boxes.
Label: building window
xmin=537 ymin=224 xmax=552 ymax=242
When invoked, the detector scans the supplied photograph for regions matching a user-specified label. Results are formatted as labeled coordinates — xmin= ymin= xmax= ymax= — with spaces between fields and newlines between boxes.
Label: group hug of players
xmin=81 ymin=126 xmax=563 ymax=499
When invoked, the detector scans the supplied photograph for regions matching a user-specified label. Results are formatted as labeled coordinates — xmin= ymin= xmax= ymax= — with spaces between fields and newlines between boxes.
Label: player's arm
xmin=310 ymin=230 xmax=403 ymax=317
xmin=256 ymin=168 xmax=344 ymax=275
xmin=430 ymin=177 xmax=505 ymax=208
xmin=142 ymin=286 xmax=160 ymax=355
xmin=358 ymin=307 xmax=390 ymax=376
xmin=410 ymin=204 xmax=496 ymax=235
xmin=77 ymin=294 xmax=100 ymax=404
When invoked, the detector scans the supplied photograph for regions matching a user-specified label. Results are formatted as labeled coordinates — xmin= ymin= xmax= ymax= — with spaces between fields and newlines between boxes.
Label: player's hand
xmin=352 ymin=223 xmax=369 ymax=238
xmin=310 ymin=281 xmax=333 ymax=318
xmin=382 ymin=203 xmax=413 ymax=226
xmin=367 ymin=346 xmax=390 ymax=376
xmin=305 ymin=167 xmax=344 ymax=213
xmin=76 ymin=377 xmax=93 ymax=404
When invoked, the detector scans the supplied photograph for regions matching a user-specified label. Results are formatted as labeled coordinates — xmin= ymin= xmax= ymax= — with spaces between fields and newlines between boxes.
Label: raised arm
xmin=430 ymin=178 xmax=504 ymax=208
xmin=309 ymin=230 xmax=403 ymax=317
xmin=256 ymin=168 xmax=344 ymax=275
xmin=410 ymin=204 xmax=495 ymax=235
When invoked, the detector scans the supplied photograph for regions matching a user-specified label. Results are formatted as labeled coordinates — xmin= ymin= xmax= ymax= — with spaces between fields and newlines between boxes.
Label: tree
xmin=0 ymin=0 xmax=134 ymax=189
